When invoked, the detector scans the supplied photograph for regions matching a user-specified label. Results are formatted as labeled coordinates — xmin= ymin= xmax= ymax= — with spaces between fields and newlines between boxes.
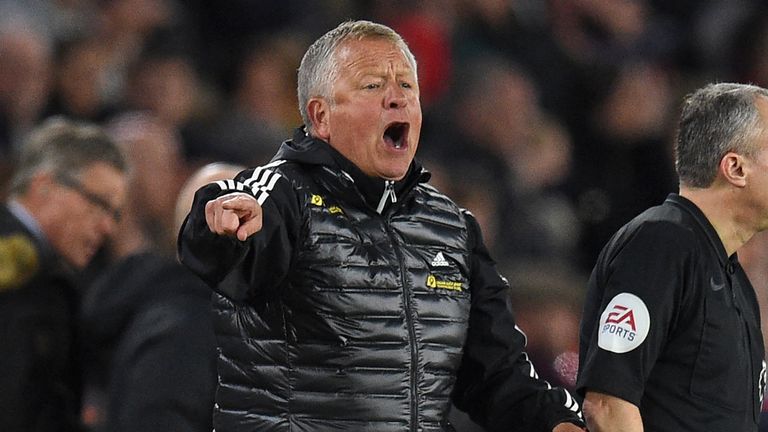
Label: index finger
xmin=222 ymin=194 xmax=259 ymax=213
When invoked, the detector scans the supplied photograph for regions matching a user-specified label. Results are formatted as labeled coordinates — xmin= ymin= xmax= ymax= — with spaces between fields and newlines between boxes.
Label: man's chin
xmin=381 ymin=172 xmax=408 ymax=182
xmin=378 ymin=162 xmax=412 ymax=181
xmin=66 ymin=253 xmax=92 ymax=271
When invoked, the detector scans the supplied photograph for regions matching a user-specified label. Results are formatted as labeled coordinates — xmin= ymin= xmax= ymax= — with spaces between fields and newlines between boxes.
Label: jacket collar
xmin=273 ymin=127 xmax=429 ymax=213
xmin=665 ymin=193 xmax=733 ymax=267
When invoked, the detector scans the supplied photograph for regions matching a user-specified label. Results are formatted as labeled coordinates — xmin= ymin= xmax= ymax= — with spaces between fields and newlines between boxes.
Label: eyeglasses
xmin=56 ymin=174 xmax=122 ymax=222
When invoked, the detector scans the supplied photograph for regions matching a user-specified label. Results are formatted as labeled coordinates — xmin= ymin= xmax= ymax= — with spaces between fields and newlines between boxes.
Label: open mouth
xmin=383 ymin=122 xmax=409 ymax=149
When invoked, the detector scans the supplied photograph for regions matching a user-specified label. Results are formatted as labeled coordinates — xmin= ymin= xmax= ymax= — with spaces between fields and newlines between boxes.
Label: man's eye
xmin=401 ymin=82 xmax=412 ymax=89
xmin=364 ymin=83 xmax=380 ymax=89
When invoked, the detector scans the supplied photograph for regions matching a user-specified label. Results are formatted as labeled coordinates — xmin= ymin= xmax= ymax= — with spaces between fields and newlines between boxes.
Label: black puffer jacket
xmin=179 ymin=129 xmax=584 ymax=432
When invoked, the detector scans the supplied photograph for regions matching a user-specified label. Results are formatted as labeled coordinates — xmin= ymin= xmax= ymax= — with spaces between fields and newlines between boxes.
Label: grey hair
xmin=675 ymin=82 xmax=768 ymax=188
xmin=297 ymin=20 xmax=418 ymax=134
xmin=9 ymin=116 xmax=127 ymax=194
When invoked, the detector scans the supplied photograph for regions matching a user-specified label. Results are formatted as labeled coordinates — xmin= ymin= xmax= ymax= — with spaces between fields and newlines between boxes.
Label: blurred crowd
xmin=4 ymin=0 xmax=768 ymax=429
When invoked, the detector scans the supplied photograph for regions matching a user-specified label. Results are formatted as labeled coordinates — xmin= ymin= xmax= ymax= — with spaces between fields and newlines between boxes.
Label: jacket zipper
xmin=383 ymin=218 xmax=419 ymax=431
xmin=376 ymin=180 xmax=397 ymax=214
xmin=321 ymin=167 xmax=428 ymax=429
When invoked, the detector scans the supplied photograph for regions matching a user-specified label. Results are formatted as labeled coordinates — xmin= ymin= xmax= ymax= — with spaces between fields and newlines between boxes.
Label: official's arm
xmin=583 ymin=390 xmax=643 ymax=432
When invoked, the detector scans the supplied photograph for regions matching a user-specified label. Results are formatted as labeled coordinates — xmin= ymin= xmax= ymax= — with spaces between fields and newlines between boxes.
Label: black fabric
xmin=577 ymin=193 xmax=765 ymax=432
xmin=179 ymin=128 xmax=585 ymax=431
xmin=274 ymin=128 xmax=427 ymax=210
xmin=79 ymin=252 xmax=217 ymax=432
xmin=0 ymin=204 xmax=81 ymax=432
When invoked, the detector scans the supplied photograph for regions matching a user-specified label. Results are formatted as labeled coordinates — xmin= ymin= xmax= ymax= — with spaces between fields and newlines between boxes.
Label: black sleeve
xmin=177 ymin=165 xmax=301 ymax=301
xmin=452 ymin=212 xmax=584 ymax=432
xmin=576 ymin=222 xmax=690 ymax=406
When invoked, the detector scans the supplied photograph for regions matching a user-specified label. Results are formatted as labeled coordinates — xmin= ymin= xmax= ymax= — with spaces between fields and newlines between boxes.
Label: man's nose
xmin=98 ymin=211 xmax=119 ymax=236
xmin=384 ymin=83 xmax=408 ymax=109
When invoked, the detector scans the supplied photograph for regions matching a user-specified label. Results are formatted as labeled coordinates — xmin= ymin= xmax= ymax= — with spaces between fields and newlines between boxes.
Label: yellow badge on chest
xmin=311 ymin=194 xmax=345 ymax=215
xmin=426 ymin=274 xmax=463 ymax=292
xmin=0 ymin=234 xmax=39 ymax=291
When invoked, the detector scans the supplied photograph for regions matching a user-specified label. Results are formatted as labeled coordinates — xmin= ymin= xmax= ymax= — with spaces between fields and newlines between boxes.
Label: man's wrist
xmin=552 ymin=420 xmax=588 ymax=431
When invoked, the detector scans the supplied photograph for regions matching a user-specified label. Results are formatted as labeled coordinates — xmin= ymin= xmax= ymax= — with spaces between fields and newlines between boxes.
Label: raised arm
xmin=178 ymin=164 xmax=301 ymax=301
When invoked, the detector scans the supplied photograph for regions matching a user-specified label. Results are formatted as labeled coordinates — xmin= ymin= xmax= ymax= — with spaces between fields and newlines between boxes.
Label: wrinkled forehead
xmin=334 ymin=37 xmax=416 ymax=73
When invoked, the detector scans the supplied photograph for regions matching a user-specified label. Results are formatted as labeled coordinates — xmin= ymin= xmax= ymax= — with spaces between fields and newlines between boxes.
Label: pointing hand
xmin=204 ymin=193 xmax=263 ymax=241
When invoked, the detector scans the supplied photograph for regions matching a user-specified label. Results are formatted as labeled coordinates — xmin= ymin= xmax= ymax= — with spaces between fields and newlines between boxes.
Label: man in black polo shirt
xmin=577 ymin=82 xmax=768 ymax=431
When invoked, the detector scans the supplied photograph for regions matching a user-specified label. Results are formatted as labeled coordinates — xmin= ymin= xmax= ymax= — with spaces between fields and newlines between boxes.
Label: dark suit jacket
xmin=0 ymin=204 xmax=82 ymax=432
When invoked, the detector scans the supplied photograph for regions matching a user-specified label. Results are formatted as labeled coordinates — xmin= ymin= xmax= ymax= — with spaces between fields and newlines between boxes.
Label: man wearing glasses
xmin=0 ymin=117 xmax=127 ymax=432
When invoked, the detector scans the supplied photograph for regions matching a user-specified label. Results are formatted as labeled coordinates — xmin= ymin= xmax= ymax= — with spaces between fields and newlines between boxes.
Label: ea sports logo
xmin=605 ymin=305 xmax=637 ymax=331
xmin=598 ymin=293 xmax=650 ymax=353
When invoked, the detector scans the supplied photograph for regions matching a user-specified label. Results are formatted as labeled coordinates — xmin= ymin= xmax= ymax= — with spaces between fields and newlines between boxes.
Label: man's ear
xmin=307 ymin=98 xmax=331 ymax=140
xmin=720 ymin=152 xmax=747 ymax=187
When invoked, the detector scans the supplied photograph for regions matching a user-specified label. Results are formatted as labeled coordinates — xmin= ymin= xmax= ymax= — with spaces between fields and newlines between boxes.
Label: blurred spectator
xmin=232 ymin=35 xmax=303 ymax=137
xmin=685 ymin=0 xmax=763 ymax=78
xmin=202 ymin=33 xmax=305 ymax=166
xmin=44 ymin=36 xmax=117 ymax=123
xmin=78 ymin=115 xmax=220 ymax=432
xmin=90 ymin=0 xmax=184 ymax=104
xmin=450 ymin=0 xmax=586 ymax=120
xmin=123 ymin=50 xmax=202 ymax=127
xmin=106 ymin=113 xmax=186 ymax=253
xmin=0 ymin=117 xmax=127 ymax=432
xmin=377 ymin=0 xmax=458 ymax=109
xmin=570 ymin=60 xmax=678 ymax=270
xmin=186 ymin=0 xmax=356 ymax=90
xmin=123 ymin=47 xmax=218 ymax=164
xmin=0 ymin=0 xmax=97 ymax=44
xmin=505 ymin=263 xmax=586 ymax=391
xmin=548 ymin=0 xmax=672 ymax=65
xmin=423 ymin=55 xmax=580 ymax=268
xmin=0 ymin=25 xmax=52 ymax=192
xmin=731 ymin=7 xmax=768 ymax=88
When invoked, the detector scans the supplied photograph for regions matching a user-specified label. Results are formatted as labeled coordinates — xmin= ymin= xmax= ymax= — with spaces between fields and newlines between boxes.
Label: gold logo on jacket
xmin=426 ymin=274 xmax=463 ymax=291
xmin=0 ymin=234 xmax=39 ymax=291
xmin=310 ymin=194 xmax=345 ymax=215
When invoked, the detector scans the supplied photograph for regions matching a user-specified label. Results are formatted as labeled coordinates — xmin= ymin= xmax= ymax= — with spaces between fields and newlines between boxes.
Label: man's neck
xmin=680 ymin=186 xmax=754 ymax=256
